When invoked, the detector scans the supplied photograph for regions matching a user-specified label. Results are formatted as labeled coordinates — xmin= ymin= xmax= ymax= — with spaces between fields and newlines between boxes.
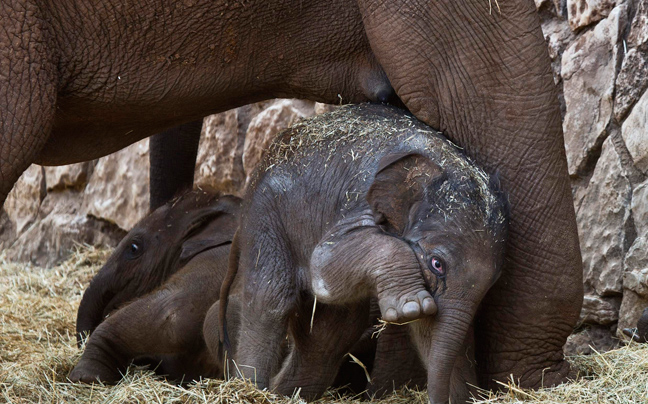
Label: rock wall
xmin=539 ymin=0 xmax=648 ymax=351
xmin=1 ymin=3 xmax=648 ymax=351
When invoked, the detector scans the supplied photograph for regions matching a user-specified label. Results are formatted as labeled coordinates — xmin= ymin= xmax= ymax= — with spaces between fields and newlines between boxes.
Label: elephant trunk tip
xmin=76 ymin=280 xmax=117 ymax=348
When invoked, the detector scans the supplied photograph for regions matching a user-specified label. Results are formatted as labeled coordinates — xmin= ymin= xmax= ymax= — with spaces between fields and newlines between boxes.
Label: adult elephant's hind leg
xmin=272 ymin=301 xmax=371 ymax=401
xmin=357 ymin=0 xmax=582 ymax=390
xmin=0 ymin=3 xmax=57 ymax=207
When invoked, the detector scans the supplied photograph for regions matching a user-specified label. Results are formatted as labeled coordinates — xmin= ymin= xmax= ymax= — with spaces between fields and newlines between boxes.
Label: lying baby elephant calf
xmin=219 ymin=103 xmax=508 ymax=404
xmin=70 ymin=190 xmax=241 ymax=383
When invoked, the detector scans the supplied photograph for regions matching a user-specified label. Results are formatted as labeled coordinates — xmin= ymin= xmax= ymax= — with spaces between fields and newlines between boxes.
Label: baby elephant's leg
xmin=310 ymin=226 xmax=436 ymax=323
xmin=367 ymin=324 xmax=426 ymax=398
xmin=233 ymin=241 xmax=298 ymax=389
xmin=69 ymin=287 xmax=207 ymax=384
xmin=272 ymin=301 xmax=371 ymax=400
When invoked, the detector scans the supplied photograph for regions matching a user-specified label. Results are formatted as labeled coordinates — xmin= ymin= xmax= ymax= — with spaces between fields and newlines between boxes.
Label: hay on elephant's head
xmin=0 ymin=245 xmax=646 ymax=403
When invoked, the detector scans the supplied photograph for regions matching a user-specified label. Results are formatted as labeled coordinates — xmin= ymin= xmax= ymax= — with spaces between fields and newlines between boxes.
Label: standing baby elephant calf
xmin=70 ymin=190 xmax=241 ymax=384
xmin=220 ymin=104 xmax=508 ymax=404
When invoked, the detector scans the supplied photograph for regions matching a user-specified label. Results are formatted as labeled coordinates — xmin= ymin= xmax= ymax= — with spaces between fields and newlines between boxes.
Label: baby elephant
xmin=220 ymin=103 xmax=508 ymax=403
xmin=70 ymin=190 xmax=241 ymax=384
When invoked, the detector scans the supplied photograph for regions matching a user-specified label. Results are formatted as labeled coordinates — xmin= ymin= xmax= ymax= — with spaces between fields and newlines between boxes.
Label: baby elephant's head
xmin=76 ymin=190 xmax=240 ymax=345
xmin=366 ymin=148 xmax=508 ymax=403
xmin=368 ymin=150 xmax=508 ymax=314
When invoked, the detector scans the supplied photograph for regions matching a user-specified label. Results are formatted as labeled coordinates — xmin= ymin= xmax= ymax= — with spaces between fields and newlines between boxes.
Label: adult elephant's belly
xmin=35 ymin=95 xmax=233 ymax=166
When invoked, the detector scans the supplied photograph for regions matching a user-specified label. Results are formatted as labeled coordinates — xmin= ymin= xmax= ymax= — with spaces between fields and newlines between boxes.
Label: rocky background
xmin=1 ymin=1 xmax=648 ymax=354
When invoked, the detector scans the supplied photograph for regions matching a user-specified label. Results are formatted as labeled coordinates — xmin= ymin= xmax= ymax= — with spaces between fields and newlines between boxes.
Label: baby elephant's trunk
xmin=76 ymin=271 xmax=114 ymax=346
xmin=410 ymin=299 xmax=476 ymax=404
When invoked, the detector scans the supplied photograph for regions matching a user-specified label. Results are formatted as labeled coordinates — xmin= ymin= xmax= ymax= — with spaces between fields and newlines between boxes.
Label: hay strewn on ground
xmin=0 ymin=246 xmax=646 ymax=403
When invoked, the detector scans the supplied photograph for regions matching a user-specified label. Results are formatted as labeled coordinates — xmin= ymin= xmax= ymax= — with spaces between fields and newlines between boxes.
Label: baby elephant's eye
xmin=429 ymin=256 xmax=445 ymax=275
xmin=126 ymin=241 xmax=143 ymax=259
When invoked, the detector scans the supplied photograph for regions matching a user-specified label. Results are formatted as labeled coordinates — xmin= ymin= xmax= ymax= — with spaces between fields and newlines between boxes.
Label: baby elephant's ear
xmin=367 ymin=153 xmax=444 ymax=235
xmin=178 ymin=195 xmax=241 ymax=265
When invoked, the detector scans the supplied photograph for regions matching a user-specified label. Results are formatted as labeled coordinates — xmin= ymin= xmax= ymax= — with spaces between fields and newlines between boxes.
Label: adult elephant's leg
xmin=0 ymin=4 xmax=57 ymax=208
xmin=149 ymin=120 xmax=202 ymax=211
xmin=358 ymin=0 xmax=582 ymax=390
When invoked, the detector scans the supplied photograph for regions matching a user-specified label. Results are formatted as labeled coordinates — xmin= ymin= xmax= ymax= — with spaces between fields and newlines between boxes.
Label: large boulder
xmin=45 ymin=162 xmax=94 ymax=192
xmin=242 ymin=99 xmax=318 ymax=178
xmin=562 ymin=5 xmax=625 ymax=175
xmin=82 ymin=139 xmax=150 ymax=231
xmin=632 ymin=181 xmax=648 ymax=237
xmin=566 ymin=0 xmax=617 ymax=30
xmin=615 ymin=0 xmax=648 ymax=121
xmin=621 ymin=91 xmax=648 ymax=174
xmin=193 ymin=105 xmax=259 ymax=196
xmin=618 ymin=237 xmax=648 ymax=333
xmin=5 ymin=192 xmax=124 ymax=267
xmin=3 ymin=165 xmax=45 ymax=236
xmin=575 ymin=137 xmax=632 ymax=300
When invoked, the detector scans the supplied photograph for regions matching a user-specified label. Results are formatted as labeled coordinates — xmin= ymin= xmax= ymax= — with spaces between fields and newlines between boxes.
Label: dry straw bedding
xmin=0 ymin=246 xmax=646 ymax=403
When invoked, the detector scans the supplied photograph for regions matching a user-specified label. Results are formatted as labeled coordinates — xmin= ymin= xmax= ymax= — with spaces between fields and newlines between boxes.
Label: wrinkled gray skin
xmin=71 ymin=190 xmax=240 ymax=383
xmin=70 ymin=189 xmax=369 ymax=388
xmin=1 ymin=0 xmax=582 ymax=392
xmin=623 ymin=307 xmax=648 ymax=343
xmin=220 ymin=104 xmax=508 ymax=403
xmin=149 ymin=121 xmax=203 ymax=211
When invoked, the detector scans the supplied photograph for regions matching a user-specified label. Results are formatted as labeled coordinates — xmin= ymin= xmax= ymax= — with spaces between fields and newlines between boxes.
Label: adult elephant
xmin=0 ymin=0 xmax=581 ymax=397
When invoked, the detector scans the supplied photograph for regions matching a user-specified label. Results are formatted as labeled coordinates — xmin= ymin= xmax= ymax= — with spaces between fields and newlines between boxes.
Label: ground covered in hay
xmin=0 ymin=246 xmax=646 ymax=403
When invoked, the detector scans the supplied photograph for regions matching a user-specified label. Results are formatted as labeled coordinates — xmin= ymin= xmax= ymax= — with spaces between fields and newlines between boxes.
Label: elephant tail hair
xmin=219 ymin=229 xmax=240 ymax=359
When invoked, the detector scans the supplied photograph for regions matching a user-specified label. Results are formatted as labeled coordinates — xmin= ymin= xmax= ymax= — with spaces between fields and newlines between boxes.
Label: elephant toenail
xmin=422 ymin=298 xmax=437 ymax=316
xmin=403 ymin=301 xmax=421 ymax=318
xmin=384 ymin=308 xmax=398 ymax=322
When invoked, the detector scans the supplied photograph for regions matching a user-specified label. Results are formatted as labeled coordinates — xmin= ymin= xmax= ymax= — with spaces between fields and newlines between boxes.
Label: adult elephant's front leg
xmin=0 ymin=5 xmax=57 ymax=207
xmin=358 ymin=0 xmax=582 ymax=391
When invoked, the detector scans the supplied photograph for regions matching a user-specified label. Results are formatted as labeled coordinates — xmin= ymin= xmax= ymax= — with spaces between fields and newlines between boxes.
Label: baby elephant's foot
xmin=378 ymin=289 xmax=437 ymax=323
xmin=69 ymin=359 xmax=122 ymax=384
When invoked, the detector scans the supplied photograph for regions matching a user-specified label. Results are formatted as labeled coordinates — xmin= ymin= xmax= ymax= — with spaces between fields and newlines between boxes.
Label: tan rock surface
xmin=194 ymin=106 xmax=255 ymax=196
xmin=621 ymin=92 xmax=648 ymax=174
xmin=45 ymin=162 xmax=93 ymax=192
xmin=614 ymin=49 xmax=648 ymax=121
xmin=82 ymin=139 xmax=150 ymax=231
xmin=619 ymin=237 xmax=648 ymax=332
xmin=3 ymin=165 xmax=45 ymax=236
xmin=576 ymin=137 xmax=631 ymax=297
xmin=567 ymin=0 xmax=617 ymax=30
xmin=632 ymin=181 xmax=648 ymax=237
xmin=562 ymin=5 xmax=624 ymax=175
xmin=580 ymin=294 xmax=621 ymax=325
xmin=5 ymin=192 xmax=124 ymax=267
xmin=242 ymin=99 xmax=317 ymax=178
